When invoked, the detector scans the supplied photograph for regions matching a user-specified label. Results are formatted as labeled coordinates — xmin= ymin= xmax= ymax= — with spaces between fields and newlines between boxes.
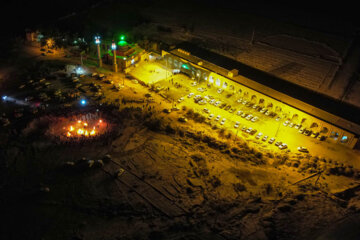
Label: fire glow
xmin=64 ymin=119 xmax=103 ymax=138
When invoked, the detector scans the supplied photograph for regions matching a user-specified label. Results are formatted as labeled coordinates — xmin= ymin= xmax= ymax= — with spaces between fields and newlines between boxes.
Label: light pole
xmin=112 ymin=41 xmax=118 ymax=73
xmin=95 ymin=36 xmax=102 ymax=68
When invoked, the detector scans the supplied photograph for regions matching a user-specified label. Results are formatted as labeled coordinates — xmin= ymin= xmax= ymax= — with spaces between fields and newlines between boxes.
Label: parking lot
xmin=127 ymin=60 xmax=360 ymax=165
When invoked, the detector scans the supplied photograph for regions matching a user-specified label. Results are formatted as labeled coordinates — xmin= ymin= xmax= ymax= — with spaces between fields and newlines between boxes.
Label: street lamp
xmin=111 ymin=41 xmax=118 ymax=72
xmin=94 ymin=36 xmax=102 ymax=67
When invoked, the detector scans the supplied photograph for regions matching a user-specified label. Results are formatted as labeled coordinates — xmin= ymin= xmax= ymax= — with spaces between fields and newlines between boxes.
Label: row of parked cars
xmin=283 ymin=120 xmax=326 ymax=141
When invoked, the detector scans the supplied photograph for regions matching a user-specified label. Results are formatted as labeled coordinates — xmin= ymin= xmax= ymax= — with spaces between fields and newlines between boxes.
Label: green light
xmin=120 ymin=35 xmax=125 ymax=41
xmin=181 ymin=64 xmax=189 ymax=70
xmin=118 ymin=40 xmax=128 ymax=46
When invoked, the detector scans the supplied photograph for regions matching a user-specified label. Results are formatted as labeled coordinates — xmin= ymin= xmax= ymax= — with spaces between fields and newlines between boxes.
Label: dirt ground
xmin=1 ymin=45 xmax=360 ymax=240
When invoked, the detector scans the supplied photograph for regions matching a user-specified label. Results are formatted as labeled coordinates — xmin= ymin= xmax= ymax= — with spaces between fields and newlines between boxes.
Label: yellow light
xmin=83 ymin=122 xmax=88 ymax=126
xmin=99 ymin=119 xmax=102 ymax=123
xmin=69 ymin=125 xmax=74 ymax=131
xmin=77 ymin=128 xmax=84 ymax=135
xmin=46 ymin=38 xmax=55 ymax=48
xmin=90 ymin=130 xmax=96 ymax=135
xmin=84 ymin=130 xmax=89 ymax=136
xmin=67 ymin=132 xmax=71 ymax=137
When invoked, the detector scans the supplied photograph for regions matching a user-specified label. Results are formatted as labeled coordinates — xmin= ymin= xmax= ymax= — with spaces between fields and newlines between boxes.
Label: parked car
xmin=275 ymin=141 xmax=282 ymax=146
xmin=163 ymin=109 xmax=171 ymax=113
xmin=198 ymin=100 xmax=207 ymax=105
xmin=311 ymin=132 xmax=319 ymax=138
xmin=236 ymin=110 xmax=243 ymax=116
xmin=215 ymin=115 xmax=221 ymax=121
xmin=297 ymin=146 xmax=309 ymax=153
xmin=283 ymin=120 xmax=290 ymax=126
xmin=262 ymin=135 xmax=268 ymax=141
xmin=304 ymin=130 xmax=312 ymax=136
xmin=220 ymin=118 xmax=226 ymax=125
xmin=268 ymin=138 xmax=275 ymax=144
xmin=255 ymin=132 xmax=263 ymax=139
xmin=203 ymin=108 xmax=210 ymax=113
xmin=245 ymin=114 xmax=253 ymax=120
xmin=188 ymin=92 xmax=195 ymax=98
xmin=234 ymin=121 xmax=240 ymax=128
xmin=217 ymin=88 xmax=224 ymax=94
xmin=246 ymin=127 xmax=253 ymax=133
xmin=279 ymin=143 xmax=288 ymax=149
xmin=241 ymin=126 xmax=247 ymax=132
xmin=208 ymin=114 xmax=214 ymax=120
xmin=251 ymin=116 xmax=259 ymax=122
xmin=294 ymin=124 xmax=302 ymax=129
xmin=177 ymin=97 xmax=184 ymax=103
xmin=249 ymin=129 xmax=257 ymax=135
xmin=241 ymin=112 xmax=248 ymax=118
xmin=191 ymin=82 xmax=198 ymax=86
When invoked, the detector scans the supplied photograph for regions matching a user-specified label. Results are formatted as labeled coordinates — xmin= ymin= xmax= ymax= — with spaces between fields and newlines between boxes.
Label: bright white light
xmin=131 ymin=59 xmax=135 ymax=64
xmin=76 ymin=67 xmax=85 ymax=75
xmin=80 ymin=99 xmax=86 ymax=105
xmin=216 ymin=78 xmax=221 ymax=86
xmin=2 ymin=95 xmax=7 ymax=101
xmin=209 ymin=76 xmax=214 ymax=83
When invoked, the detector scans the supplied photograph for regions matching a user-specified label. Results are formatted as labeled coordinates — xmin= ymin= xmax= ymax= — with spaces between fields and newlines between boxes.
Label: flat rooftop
xmin=171 ymin=42 xmax=360 ymax=133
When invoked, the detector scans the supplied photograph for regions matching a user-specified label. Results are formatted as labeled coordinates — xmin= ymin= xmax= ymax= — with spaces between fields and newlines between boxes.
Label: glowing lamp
xmin=2 ymin=95 xmax=7 ymax=101
xmin=111 ymin=41 xmax=117 ymax=50
xmin=120 ymin=35 xmax=125 ymax=41
xmin=94 ymin=36 xmax=101 ymax=45
xmin=80 ymin=99 xmax=86 ymax=105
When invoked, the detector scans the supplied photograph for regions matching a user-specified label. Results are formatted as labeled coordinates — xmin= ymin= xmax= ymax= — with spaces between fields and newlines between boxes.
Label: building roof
xmin=171 ymin=42 xmax=360 ymax=134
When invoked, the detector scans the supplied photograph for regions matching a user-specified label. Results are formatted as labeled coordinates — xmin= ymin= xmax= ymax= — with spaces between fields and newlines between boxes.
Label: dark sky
xmin=0 ymin=0 xmax=358 ymax=36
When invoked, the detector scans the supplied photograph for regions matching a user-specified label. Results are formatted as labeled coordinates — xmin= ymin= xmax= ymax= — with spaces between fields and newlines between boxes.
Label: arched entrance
xmin=251 ymin=95 xmax=257 ymax=103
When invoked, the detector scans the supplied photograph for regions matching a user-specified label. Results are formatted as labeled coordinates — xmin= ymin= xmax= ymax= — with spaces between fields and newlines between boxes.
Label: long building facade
xmin=162 ymin=48 xmax=360 ymax=149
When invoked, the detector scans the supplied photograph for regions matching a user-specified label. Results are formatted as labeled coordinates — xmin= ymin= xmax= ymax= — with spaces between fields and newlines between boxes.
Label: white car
xmin=220 ymin=118 xmax=226 ymax=125
xmin=209 ymin=99 xmax=215 ymax=105
xmin=198 ymin=100 xmax=207 ymax=105
xmin=194 ymin=95 xmax=202 ymax=99
xmin=208 ymin=114 xmax=214 ymax=120
xmin=203 ymin=108 xmax=210 ymax=113
xmin=177 ymin=97 xmax=184 ymax=103
xmin=236 ymin=110 xmax=243 ymax=116
xmin=191 ymin=82 xmax=198 ymax=86
xmin=251 ymin=116 xmax=259 ymax=122
xmin=255 ymin=132 xmax=263 ymax=139
xmin=234 ymin=121 xmax=240 ymax=128
xmin=236 ymin=98 xmax=243 ymax=103
xmin=215 ymin=115 xmax=221 ymax=121
xmin=187 ymin=92 xmax=194 ymax=98
xmin=246 ymin=114 xmax=253 ymax=120
xmin=279 ymin=143 xmax=288 ymax=149
xmin=214 ymin=101 xmax=221 ymax=107
xmin=297 ymin=146 xmax=309 ymax=153
xmin=283 ymin=120 xmax=290 ymax=126
xmin=246 ymin=127 xmax=252 ymax=133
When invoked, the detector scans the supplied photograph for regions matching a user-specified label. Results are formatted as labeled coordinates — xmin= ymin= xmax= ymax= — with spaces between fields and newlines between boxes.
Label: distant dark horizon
xmin=1 ymin=0 xmax=358 ymax=37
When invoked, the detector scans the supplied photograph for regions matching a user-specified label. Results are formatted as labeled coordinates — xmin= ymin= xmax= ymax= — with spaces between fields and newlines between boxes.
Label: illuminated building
xmin=92 ymin=35 xmax=146 ymax=73
xmin=162 ymin=44 xmax=360 ymax=149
